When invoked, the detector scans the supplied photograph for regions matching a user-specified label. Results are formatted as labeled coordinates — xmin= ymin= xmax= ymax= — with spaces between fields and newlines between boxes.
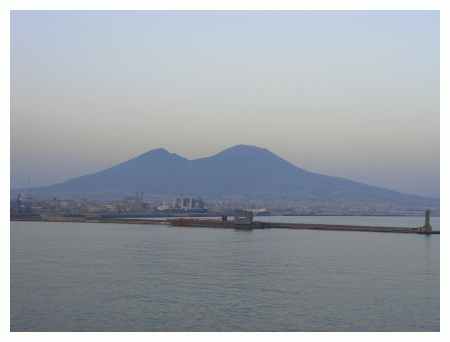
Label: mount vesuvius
xmin=28 ymin=145 xmax=436 ymax=205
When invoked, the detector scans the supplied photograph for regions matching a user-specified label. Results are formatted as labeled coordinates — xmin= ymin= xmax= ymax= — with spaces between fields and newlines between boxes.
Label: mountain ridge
xmin=22 ymin=145 xmax=437 ymax=204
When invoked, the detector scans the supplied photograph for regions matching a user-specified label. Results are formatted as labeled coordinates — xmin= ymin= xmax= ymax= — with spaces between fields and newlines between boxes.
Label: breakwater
xmin=167 ymin=218 xmax=439 ymax=235
xmin=11 ymin=216 xmax=439 ymax=235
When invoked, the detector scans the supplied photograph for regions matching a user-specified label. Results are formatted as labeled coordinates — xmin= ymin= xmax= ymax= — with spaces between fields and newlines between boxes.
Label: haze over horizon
xmin=11 ymin=11 xmax=440 ymax=197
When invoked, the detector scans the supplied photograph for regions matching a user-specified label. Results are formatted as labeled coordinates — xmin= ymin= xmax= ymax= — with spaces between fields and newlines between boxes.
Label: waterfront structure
xmin=418 ymin=210 xmax=433 ymax=234
xmin=10 ymin=193 xmax=32 ymax=216
xmin=233 ymin=210 xmax=254 ymax=225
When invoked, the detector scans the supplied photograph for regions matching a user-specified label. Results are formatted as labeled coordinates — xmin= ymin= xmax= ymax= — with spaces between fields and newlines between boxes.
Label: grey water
xmin=11 ymin=216 xmax=439 ymax=331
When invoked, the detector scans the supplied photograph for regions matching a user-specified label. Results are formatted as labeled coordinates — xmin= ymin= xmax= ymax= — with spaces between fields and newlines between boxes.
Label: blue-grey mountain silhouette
xmin=29 ymin=145 xmax=436 ymax=204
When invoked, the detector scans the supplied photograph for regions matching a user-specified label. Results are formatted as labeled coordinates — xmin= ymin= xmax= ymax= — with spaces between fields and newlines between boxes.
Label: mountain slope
xmin=32 ymin=144 xmax=436 ymax=204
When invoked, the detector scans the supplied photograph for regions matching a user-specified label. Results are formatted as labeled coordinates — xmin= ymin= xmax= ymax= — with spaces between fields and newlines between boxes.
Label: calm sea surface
xmin=11 ymin=216 xmax=440 ymax=331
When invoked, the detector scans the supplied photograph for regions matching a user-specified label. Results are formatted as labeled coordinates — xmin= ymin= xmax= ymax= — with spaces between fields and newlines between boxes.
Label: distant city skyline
xmin=11 ymin=11 xmax=439 ymax=197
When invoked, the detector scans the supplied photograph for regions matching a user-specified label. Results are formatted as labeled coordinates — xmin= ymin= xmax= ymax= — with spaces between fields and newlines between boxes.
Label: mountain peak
xmin=134 ymin=147 xmax=186 ymax=162
xmin=139 ymin=147 xmax=170 ymax=157
xmin=216 ymin=144 xmax=272 ymax=156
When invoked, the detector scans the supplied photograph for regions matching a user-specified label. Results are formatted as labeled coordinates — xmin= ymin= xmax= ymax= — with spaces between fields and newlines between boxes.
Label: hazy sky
xmin=11 ymin=11 xmax=439 ymax=197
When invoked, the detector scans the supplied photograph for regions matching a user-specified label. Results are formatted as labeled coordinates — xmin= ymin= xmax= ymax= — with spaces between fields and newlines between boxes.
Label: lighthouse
xmin=419 ymin=210 xmax=432 ymax=234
